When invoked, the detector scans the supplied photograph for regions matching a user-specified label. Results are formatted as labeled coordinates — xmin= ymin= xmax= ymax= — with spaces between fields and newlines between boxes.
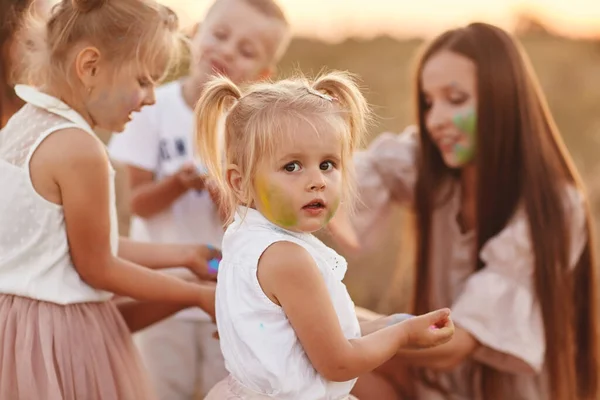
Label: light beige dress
xmin=351 ymin=127 xmax=588 ymax=399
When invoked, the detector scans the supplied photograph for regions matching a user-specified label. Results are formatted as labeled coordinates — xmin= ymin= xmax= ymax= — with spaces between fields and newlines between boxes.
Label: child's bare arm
xmin=258 ymin=241 xmax=454 ymax=382
xmin=52 ymin=129 xmax=215 ymax=314
xmin=115 ymin=275 xmax=214 ymax=332
xmin=117 ymin=238 xmax=220 ymax=280
xmin=359 ymin=313 xmax=416 ymax=336
xmin=115 ymin=297 xmax=188 ymax=332
xmin=125 ymin=164 xmax=204 ymax=218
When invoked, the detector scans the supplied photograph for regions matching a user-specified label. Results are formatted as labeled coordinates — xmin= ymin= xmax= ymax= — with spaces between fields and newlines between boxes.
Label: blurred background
xmin=92 ymin=0 xmax=600 ymax=315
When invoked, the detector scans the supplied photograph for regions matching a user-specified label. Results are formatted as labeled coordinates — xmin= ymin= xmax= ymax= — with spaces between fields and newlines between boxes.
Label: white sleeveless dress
xmin=0 ymin=85 xmax=155 ymax=400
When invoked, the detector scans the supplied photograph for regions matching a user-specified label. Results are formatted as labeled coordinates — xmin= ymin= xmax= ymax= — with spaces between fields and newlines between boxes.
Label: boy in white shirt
xmin=108 ymin=0 xmax=291 ymax=398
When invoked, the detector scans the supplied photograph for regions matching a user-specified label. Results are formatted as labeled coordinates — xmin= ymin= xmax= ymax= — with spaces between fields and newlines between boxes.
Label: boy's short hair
xmin=207 ymin=0 xmax=288 ymax=26
xmin=242 ymin=0 xmax=288 ymax=26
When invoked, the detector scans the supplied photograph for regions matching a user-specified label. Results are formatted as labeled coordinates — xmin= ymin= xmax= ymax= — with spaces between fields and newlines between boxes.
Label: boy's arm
xmin=108 ymin=98 xmax=205 ymax=218
xmin=258 ymin=242 xmax=454 ymax=382
xmin=125 ymin=164 xmax=203 ymax=218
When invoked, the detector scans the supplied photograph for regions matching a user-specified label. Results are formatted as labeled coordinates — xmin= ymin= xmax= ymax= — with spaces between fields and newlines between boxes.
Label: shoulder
xmin=44 ymin=128 xmax=109 ymax=172
xmin=258 ymin=240 xmax=321 ymax=304
xmin=260 ymin=240 xmax=315 ymax=274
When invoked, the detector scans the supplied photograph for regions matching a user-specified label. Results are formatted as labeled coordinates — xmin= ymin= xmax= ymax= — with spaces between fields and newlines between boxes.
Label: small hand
xmin=402 ymin=308 xmax=455 ymax=349
xmin=184 ymin=244 xmax=222 ymax=281
xmin=176 ymin=163 xmax=207 ymax=191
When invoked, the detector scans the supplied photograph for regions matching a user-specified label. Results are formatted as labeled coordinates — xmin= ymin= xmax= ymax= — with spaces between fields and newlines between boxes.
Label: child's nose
xmin=307 ymin=174 xmax=326 ymax=191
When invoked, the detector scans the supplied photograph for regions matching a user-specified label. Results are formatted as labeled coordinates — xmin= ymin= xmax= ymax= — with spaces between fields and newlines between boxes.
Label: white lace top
xmin=0 ymin=85 xmax=115 ymax=304
xmin=216 ymin=207 xmax=362 ymax=399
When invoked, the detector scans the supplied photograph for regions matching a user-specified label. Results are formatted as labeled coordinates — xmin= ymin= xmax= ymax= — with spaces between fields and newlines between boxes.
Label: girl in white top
xmin=0 ymin=1 xmax=220 ymax=399
xmin=196 ymin=72 xmax=456 ymax=399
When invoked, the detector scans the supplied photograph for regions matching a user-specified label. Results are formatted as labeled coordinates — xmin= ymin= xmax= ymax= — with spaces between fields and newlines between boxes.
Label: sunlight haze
xmin=160 ymin=0 xmax=600 ymax=41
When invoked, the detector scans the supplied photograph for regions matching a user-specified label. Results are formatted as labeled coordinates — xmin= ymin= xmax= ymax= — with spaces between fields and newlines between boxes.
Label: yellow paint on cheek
xmin=255 ymin=177 xmax=298 ymax=228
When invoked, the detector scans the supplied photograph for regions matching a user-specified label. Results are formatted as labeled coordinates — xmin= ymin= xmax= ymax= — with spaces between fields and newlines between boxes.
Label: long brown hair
xmin=412 ymin=22 xmax=598 ymax=399
xmin=0 ymin=0 xmax=31 ymax=128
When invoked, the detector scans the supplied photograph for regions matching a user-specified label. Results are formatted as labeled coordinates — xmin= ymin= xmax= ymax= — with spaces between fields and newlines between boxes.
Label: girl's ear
xmin=74 ymin=46 xmax=101 ymax=90
xmin=226 ymin=164 xmax=244 ymax=199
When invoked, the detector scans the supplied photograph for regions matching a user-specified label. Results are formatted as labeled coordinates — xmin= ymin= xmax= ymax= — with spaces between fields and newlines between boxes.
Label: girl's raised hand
xmin=401 ymin=308 xmax=455 ymax=349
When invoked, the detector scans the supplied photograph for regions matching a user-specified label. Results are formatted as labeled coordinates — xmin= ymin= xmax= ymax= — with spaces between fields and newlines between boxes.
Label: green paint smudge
xmin=452 ymin=108 xmax=477 ymax=164
xmin=256 ymin=177 xmax=298 ymax=228
xmin=325 ymin=197 xmax=341 ymax=225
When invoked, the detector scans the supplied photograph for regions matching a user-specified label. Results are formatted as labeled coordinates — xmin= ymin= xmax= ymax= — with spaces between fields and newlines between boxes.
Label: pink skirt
xmin=0 ymin=294 xmax=156 ymax=400
xmin=206 ymin=375 xmax=359 ymax=400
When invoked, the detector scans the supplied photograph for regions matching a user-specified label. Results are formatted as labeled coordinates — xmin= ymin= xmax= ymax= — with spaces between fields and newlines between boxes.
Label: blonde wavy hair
xmin=195 ymin=71 xmax=371 ymax=224
xmin=23 ymin=0 xmax=183 ymax=91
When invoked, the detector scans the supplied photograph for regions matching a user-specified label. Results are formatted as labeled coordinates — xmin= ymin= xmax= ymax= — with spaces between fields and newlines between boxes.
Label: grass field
xmin=100 ymin=32 xmax=600 ymax=315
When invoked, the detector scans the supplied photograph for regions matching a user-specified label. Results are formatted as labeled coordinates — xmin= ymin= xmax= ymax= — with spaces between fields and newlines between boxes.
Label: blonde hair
xmin=195 ymin=71 xmax=370 ymax=224
xmin=24 ymin=0 xmax=183 ymax=90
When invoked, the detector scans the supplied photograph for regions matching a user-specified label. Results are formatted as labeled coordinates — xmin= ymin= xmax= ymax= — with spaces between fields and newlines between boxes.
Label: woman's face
xmin=421 ymin=50 xmax=478 ymax=169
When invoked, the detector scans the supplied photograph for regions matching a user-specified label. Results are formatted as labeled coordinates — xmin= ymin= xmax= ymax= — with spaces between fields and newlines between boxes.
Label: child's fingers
xmin=422 ymin=308 xmax=451 ymax=327
xmin=205 ymin=245 xmax=222 ymax=260
xmin=429 ymin=325 xmax=455 ymax=341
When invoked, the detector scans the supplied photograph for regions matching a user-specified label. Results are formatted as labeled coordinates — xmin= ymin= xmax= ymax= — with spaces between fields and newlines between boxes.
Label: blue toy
xmin=208 ymin=258 xmax=220 ymax=272
xmin=206 ymin=244 xmax=221 ymax=273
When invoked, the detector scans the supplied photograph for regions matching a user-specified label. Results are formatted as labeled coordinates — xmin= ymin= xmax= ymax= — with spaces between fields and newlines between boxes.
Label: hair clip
xmin=306 ymin=87 xmax=334 ymax=102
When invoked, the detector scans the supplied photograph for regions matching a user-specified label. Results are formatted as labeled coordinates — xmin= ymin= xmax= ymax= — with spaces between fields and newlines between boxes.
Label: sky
xmin=160 ymin=0 xmax=600 ymax=41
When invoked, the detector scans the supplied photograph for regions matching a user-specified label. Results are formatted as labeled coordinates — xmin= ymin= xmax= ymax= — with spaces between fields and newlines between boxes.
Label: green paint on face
xmin=325 ymin=197 xmax=341 ymax=225
xmin=255 ymin=177 xmax=298 ymax=228
xmin=452 ymin=108 xmax=477 ymax=164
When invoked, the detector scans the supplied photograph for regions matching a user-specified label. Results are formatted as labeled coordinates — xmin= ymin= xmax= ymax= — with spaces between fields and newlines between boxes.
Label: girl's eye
xmin=284 ymin=162 xmax=301 ymax=172
xmin=240 ymin=46 xmax=256 ymax=59
xmin=448 ymin=94 xmax=468 ymax=105
xmin=320 ymin=161 xmax=335 ymax=171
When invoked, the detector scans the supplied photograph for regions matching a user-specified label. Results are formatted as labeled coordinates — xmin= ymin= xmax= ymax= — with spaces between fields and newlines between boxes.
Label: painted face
xmin=188 ymin=0 xmax=287 ymax=86
xmin=253 ymin=119 xmax=343 ymax=233
xmin=421 ymin=50 xmax=478 ymax=168
xmin=85 ymin=62 xmax=159 ymax=132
